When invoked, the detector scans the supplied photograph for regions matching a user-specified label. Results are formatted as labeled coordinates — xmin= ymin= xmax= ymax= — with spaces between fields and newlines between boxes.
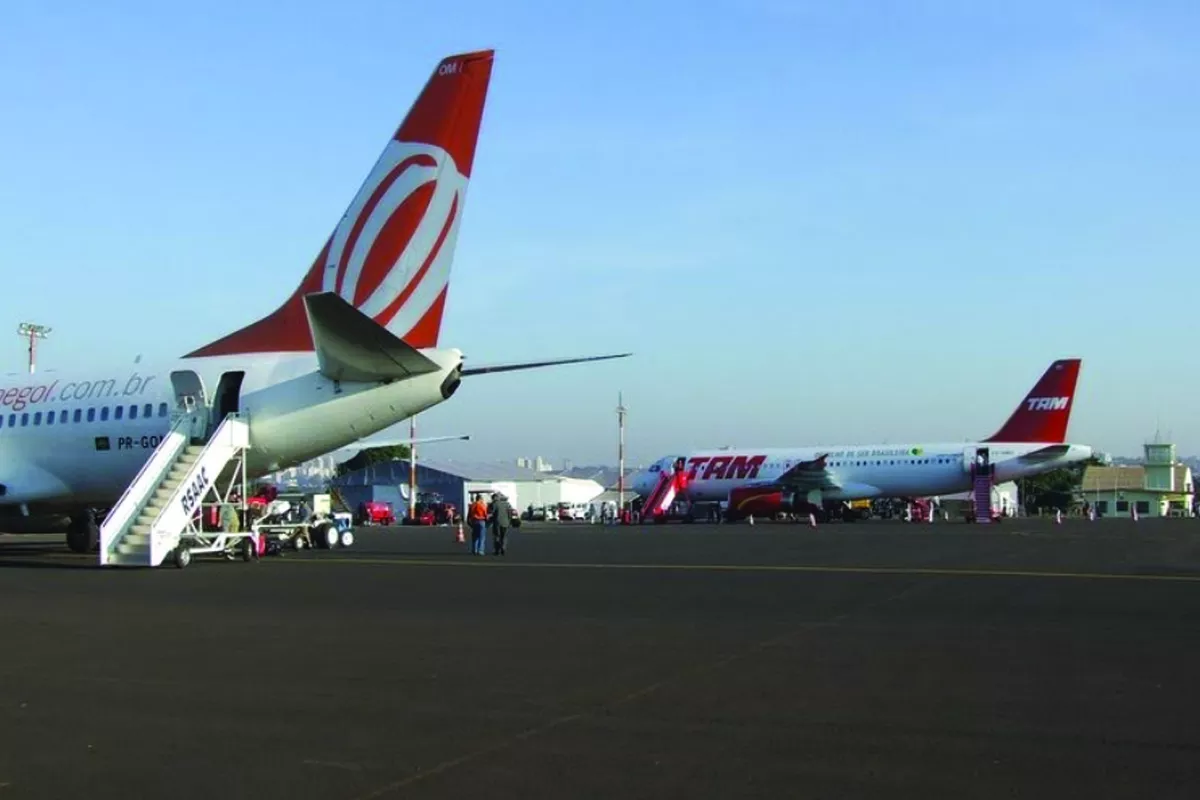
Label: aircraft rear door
xmin=212 ymin=371 xmax=245 ymax=427
xmin=962 ymin=446 xmax=991 ymax=476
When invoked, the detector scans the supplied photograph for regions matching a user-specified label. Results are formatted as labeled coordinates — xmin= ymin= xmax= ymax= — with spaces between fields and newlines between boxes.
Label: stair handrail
xmin=148 ymin=413 xmax=250 ymax=565
xmin=99 ymin=409 xmax=200 ymax=563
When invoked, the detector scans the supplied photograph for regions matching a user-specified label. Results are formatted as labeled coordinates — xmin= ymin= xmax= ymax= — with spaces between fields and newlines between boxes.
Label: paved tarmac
xmin=3 ymin=517 xmax=1200 ymax=799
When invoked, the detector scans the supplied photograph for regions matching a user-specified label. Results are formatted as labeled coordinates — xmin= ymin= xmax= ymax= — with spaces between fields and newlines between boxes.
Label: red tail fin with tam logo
xmin=984 ymin=359 xmax=1082 ymax=443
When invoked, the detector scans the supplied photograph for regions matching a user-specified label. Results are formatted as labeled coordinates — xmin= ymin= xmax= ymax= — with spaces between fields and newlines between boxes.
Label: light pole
xmin=17 ymin=323 xmax=51 ymax=374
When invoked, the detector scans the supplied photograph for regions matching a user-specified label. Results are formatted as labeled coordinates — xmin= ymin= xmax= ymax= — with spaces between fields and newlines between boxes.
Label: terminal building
xmin=333 ymin=458 xmax=605 ymax=516
xmin=1079 ymin=443 xmax=1194 ymax=518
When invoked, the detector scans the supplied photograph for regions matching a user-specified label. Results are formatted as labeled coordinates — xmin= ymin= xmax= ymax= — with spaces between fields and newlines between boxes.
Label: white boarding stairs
xmin=100 ymin=409 xmax=251 ymax=567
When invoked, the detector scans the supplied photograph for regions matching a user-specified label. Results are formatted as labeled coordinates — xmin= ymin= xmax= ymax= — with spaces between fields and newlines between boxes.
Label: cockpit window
xmin=649 ymin=464 xmax=661 ymax=473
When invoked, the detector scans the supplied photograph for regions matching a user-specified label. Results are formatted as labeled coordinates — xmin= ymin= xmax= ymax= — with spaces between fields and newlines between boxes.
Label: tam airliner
xmin=632 ymin=359 xmax=1093 ymax=521
xmin=0 ymin=50 xmax=628 ymax=552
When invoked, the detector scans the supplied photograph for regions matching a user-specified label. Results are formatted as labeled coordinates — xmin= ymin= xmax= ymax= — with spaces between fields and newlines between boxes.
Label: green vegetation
xmin=336 ymin=445 xmax=411 ymax=477
xmin=1020 ymin=456 xmax=1105 ymax=512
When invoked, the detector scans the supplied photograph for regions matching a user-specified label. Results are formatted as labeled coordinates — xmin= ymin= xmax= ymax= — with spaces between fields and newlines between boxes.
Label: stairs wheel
xmin=240 ymin=537 xmax=255 ymax=562
xmin=293 ymin=534 xmax=307 ymax=551
xmin=339 ymin=530 xmax=355 ymax=548
xmin=174 ymin=546 xmax=192 ymax=569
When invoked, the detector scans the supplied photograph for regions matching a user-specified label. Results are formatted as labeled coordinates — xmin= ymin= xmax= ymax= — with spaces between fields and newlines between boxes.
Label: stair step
xmin=131 ymin=523 xmax=151 ymax=537
xmin=162 ymin=478 xmax=182 ymax=491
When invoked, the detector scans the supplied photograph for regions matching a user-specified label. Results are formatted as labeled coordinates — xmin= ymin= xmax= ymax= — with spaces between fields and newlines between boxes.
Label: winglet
xmin=303 ymin=292 xmax=441 ymax=382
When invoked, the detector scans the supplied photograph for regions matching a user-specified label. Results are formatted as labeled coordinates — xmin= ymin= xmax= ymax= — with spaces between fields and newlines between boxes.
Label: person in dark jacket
xmin=489 ymin=492 xmax=514 ymax=555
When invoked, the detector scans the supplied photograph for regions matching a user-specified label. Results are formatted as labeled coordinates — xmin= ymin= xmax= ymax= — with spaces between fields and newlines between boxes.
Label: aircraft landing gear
xmin=66 ymin=509 xmax=100 ymax=554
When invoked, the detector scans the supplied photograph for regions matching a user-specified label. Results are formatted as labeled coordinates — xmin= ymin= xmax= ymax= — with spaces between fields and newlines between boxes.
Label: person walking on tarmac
xmin=489 ymin=492 xmax=514 ymax=556
xmin=468 ymin=494 xmax=488 ymax=556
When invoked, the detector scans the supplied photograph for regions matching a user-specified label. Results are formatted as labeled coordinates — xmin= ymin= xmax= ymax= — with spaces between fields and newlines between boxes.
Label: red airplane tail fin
xmin=187 ymin=49 xmax=495 ymax=358
xmin=984 ymin=359 xmax=1082 ymax=443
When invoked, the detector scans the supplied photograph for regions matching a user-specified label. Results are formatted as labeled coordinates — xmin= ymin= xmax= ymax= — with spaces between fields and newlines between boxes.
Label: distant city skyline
xmin=3 ymin=1 xmax=1197 ymax=462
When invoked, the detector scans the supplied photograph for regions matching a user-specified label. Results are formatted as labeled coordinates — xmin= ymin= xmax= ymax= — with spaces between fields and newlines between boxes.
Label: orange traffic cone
xmin=455 ymin=519 xmax=465 ymax=543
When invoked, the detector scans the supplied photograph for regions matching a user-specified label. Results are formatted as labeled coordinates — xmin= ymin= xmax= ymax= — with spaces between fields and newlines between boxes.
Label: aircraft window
xmin=129 ymin=405 xmax=138 ymax=420
xmin=0 ymin=415 xmax=4 ymax=428
xmin=87 ymin=408 xmax=96 ymax=422
xmin=46 ymin=411 xmax=54 ymax=426
xmin=33 ymin=412 xmax=42 ymax=425
xmin=21 ymin=413 xmax=29 ymax=426
xmin=6 ymin=414 xmax=12 ymax=427
xmin=100 ymin=407 xmax=109 ymax=421
xmin=144 ymin=403 xmax=152 ymax=418
xmin=114 ymin=406 xmax=123 ymax=420
xmin=73 ymin=409 xmax=81 ymax=423
xmin=158 ymin=402 xmax=168 ymax=417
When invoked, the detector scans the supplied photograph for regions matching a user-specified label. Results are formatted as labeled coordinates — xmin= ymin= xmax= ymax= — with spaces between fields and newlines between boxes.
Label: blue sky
xmin=2 ymin=0 xmax=1197 ymax=466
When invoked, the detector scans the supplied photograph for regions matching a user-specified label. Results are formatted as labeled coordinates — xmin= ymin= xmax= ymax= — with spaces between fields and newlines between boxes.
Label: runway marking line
xmin=278 ymin=556 xmax=1200 ymax=584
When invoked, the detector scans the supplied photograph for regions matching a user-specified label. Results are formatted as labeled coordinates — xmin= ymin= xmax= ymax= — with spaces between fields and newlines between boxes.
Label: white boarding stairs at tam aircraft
xmin=99 ymin=406 xmax=252 ymax=568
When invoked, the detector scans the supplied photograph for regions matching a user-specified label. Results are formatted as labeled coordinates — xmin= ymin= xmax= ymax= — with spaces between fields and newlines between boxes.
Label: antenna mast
xmin=617 ymin=392 xmax=627 ymax=514
xmin=409 ymin=415 xmax=418 ymax=522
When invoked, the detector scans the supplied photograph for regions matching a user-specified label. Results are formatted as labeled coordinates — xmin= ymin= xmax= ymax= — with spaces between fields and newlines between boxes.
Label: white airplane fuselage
xmin=0 ymin=349 xmax=462 ymax=509
xmin=633 ymin=441 xmax=1094 ymax=504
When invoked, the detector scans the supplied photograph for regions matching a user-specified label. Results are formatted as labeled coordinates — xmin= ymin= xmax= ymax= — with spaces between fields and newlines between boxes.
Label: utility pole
xmin=409 ymin=415 xmax=418 ymax=522
xmin=617 ymin=392 xmax=627 ymax=513
xmin=17 ymin=323 xmax=51 ymax=374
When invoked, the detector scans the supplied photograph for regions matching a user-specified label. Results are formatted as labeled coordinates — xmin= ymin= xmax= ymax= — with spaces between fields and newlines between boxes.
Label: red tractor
xmin=357 ymin=501 xmax=397 ymax=526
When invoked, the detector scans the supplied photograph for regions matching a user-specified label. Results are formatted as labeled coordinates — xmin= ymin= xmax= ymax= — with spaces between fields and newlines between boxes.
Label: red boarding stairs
xmin=972 ymin=462 xmax=995 ymax=524
xmin=642 ymin=459 xmax=690 ymax=523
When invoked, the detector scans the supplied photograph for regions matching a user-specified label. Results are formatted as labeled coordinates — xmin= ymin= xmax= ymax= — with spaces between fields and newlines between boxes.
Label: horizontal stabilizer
xmin=461 ymin=352 xmax=631 ymax=376
xmin=1014 ymin=444 xmax=1072 ymax=464
xmin=304 ymin=292 xmax=442 ymax=383
xmin=329 ymin=434 xmax=470 ymax=464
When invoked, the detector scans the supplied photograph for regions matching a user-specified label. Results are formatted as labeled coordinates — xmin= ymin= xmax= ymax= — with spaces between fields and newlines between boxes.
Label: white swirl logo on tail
xmin=322 ymin=140 xmax=466 ymax=337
